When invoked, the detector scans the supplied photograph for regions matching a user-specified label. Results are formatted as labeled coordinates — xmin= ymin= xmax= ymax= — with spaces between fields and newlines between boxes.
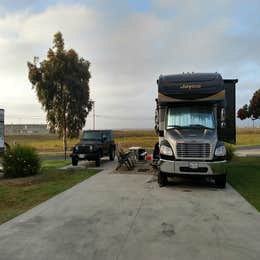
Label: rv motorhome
xmin=155 ymin=73 xmax=238 ymax=188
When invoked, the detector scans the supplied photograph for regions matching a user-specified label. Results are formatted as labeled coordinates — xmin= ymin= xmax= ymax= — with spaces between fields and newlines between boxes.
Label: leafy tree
xmin=237 ymin=104 xmax=249 ymax=120
xmin=237 ymin=90 xmax=260 ymax=128
xmin=249 ymin=89 xmax=260 ymax=120
xmin=28 ymin=32 xmax=92 ymax=159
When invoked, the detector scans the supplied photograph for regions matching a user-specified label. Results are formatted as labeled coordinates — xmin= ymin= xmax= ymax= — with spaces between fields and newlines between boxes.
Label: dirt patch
xmin=5 ymin=178 xmax=46 ymax=187
xmin=137 ymin=168 xmax=150 ymax=172
xmin=111 ymin=162 xmax=156 ymax=175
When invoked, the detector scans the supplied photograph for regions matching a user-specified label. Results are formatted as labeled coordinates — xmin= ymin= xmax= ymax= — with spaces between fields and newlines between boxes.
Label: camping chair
xmin=116 ymin=144 xmax=135 ymax=170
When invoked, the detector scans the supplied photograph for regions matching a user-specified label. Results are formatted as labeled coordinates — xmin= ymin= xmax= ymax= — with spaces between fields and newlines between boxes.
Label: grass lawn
xmin=228 ymin=157 xmax=260 ymax=211
xmin=0 ymin=160 xmax=100 ymax=225
xmin=41 ymin=159 xmax=72 ymax=168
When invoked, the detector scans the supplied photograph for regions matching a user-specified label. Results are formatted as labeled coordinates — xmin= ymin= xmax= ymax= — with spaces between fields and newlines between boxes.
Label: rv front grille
xmin=176 ymin=143 xmax=210 ymax=158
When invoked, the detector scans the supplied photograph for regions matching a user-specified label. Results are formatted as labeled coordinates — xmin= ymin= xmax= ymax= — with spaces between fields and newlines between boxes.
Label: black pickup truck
xmin=71 ymin=130 xmax=116 ymax=167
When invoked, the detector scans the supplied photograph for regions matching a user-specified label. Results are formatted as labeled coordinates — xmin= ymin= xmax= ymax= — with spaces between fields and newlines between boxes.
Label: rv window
xmin=167 ymin=105 xmax=215 ymax=129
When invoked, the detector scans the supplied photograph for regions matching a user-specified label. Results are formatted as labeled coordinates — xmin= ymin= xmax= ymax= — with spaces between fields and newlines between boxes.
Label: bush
xmin=225 ymin=143 xmax=235 ymax=161
xmin=3 ymin=145 xmax=41 ymax=178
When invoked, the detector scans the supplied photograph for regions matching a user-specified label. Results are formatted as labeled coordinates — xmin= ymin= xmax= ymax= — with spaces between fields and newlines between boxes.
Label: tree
xmin=237 ymin=104 xmax=249 ymax=120
xmin=28 ymin=32 xmax=92 ymax=159
xmin=249 ymin=89 xmax=260 ymax=120
xmin=237 ymin=90 xmax=260 ymax=128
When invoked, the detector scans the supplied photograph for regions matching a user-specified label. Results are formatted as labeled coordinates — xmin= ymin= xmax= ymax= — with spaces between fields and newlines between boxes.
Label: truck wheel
xmin=215 ymin=174 xmax=226 ymax=188
xmin=72 ymin=157 xmax=78 ymax=166
xmin=95 ymin=154 xmax=101 ymax=167
xmin=158 ymin=171 xmax=168 ymax=187
xmin=109 ymin=148 xmax=115 ymax=161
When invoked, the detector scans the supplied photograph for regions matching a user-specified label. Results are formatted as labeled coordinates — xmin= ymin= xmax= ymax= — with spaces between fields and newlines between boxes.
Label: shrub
xmin=3 ymin=145 xmax=41 ymax=178
xmin=225 ymin=143 xmax=235 ymax=161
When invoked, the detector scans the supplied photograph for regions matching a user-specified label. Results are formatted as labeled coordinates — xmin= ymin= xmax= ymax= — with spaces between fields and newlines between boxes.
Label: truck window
xmin=82 ymin=131 xmax=101 ymax=140
xmin=0 ymin=124 xmax=3 ymax=138
xmin=167 ymin=105 xmax=215 ymax=129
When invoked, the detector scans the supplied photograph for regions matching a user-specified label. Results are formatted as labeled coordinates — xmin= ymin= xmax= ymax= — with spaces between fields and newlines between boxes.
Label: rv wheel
xmin=215 ymin=174 xmax=226 ymax=188
xmin=158 ymin=171 xmax=168 ymax=187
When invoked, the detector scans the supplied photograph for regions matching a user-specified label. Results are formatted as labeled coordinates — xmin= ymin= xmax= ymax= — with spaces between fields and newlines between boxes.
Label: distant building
xmin=5 ymin=124 xmax=49 ymax=135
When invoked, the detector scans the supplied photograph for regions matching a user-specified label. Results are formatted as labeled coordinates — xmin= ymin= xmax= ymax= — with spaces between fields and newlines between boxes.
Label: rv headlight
xmin=75 ymin=146 xmax=79 ymax=151
xmin=214 ymin=144 xmax=226 ymax=157
xmin=160 ymin=145 xmax=173 ymax=156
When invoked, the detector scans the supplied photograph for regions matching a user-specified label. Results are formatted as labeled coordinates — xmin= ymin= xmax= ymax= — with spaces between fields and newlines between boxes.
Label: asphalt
xmin=235 ymin=145 xmax=260 ymax=157
xmin=0 ymin=161 xmax=259 ymax=260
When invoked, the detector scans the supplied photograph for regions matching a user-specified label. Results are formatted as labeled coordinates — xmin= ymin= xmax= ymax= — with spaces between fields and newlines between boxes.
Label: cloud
xmin=0 ymin=1 xmax=260 ymax=128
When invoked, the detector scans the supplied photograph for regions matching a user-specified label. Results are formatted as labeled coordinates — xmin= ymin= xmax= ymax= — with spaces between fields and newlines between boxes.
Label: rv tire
xmin=215 ymin=174 xmax=226 ymax=188
xmin=158 ymin=171 xmax=168 ymax=187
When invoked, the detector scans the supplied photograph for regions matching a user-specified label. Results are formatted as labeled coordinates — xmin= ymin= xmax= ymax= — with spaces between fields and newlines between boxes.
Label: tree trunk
xmin=63 ymin=113 xmax=67 ymax=160
xmin=63 ymin=107 xmax=67 ymax=160
xmin=63 ymin=134 xmax=67 ymax=160
xmin=62 ymin=84 xmax=67 ymax=160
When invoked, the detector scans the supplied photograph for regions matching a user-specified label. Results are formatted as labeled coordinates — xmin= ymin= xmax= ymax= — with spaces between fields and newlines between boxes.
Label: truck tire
xmin=215 ymin=174 xmax=226 ymax=188
xmin=158 ymin=171 xmax=168 ymax=187
xmin=72 ymin=157 xmax=78 ymax=166
xmin=109 ymin=148 xmax=115 ymax=161
xmin=95 ymin=154 xmax=101 ymax=167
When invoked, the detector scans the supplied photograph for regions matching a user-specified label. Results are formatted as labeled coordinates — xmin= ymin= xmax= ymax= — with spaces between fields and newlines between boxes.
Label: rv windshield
xmin=167 ymin=105 xmax=215 ymax=130
xmin=82 ymin=131 xmax=101 ymax=140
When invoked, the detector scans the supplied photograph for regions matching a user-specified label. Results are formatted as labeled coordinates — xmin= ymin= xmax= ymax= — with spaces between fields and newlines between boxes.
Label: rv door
xmin=220 ymin=80 xmax=237 ymax=144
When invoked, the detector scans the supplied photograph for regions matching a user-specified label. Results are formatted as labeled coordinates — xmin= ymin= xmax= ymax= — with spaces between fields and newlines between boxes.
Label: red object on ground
xmin=146 ymin=154 xmax=152 ymax=161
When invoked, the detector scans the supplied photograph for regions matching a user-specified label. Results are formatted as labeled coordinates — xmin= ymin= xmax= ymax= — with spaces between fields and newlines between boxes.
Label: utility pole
xmin=93 ymin=101 xmax=95 ymax=130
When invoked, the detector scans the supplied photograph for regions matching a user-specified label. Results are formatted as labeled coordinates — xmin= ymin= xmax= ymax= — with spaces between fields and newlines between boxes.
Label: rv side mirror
xmin=159 ymin=130 xmax=164 ymax=137
xmin=221 ymin=108 xmax=225 ymax=128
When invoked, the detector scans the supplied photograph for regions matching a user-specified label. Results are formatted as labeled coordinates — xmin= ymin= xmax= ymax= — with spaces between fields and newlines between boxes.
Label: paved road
xmin=0 ymin=162 xmax=259 ymax=260
xmin=235 ymin=145 xmax=260 ymax=157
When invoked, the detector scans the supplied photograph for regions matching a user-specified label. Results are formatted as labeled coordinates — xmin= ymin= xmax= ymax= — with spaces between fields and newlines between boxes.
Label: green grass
xmin=0 ymin=161 xmax=99 ymax=224
xmin=41 ymin=159 xmax=72 ymax=168
xmin=228 ymin=157 xmax=260 ymax=211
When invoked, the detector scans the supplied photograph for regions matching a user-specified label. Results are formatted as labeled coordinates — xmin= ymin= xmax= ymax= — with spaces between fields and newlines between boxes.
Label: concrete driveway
xmin=0 ymin=162 xmax=259 ymax=260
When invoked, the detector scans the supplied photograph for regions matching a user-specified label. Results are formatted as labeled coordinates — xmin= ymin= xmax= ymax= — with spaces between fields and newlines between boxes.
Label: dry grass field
xmin=4 ymin=128 xmax=260 ymax=154
xmin=5 ymin=130 xmax=158 ymax=154
xmin=236 ymin=128 xmax=260 ymax=146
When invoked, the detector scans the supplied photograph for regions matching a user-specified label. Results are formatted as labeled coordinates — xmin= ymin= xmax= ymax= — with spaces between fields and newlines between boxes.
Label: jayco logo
xmin=180 ymin=85 xmax=202 ymax=90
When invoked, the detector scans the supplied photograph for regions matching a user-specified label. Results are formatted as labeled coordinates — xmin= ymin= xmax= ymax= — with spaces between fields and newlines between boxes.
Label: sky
xmin=0 ymin=0 xmax=260 ymax=129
